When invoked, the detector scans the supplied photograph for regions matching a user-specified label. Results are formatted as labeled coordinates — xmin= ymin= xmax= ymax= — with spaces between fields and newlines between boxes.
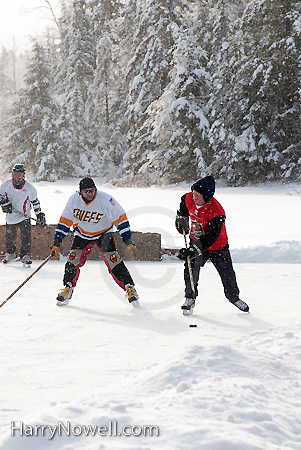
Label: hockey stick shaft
xmin=183 ymin=233 xmax=196 ymax=295
xmin=0 ymin=254 xmax=52 ymax=309
xmin=13 ymin=208 xmax=37 ymax=222
xmin=13 ymin=208 xmax=50 ymax=227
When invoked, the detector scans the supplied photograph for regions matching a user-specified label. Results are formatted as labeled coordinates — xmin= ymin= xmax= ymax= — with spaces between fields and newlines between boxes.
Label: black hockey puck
xmin=189 ymin=324 xmax=197 ymax=328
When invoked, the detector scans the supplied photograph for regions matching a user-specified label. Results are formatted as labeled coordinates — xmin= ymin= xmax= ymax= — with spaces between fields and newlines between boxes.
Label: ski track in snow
xmin=0 ymin=180 xmax=300 ymax=449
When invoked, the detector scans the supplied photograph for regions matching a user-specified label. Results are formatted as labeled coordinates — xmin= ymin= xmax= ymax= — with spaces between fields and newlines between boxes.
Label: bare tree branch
xmin=44 ymin=0 xmax=60 ymax=30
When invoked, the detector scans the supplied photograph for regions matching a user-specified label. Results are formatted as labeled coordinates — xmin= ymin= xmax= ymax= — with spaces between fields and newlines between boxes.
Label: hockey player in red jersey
xmin=51 ymin=177 xmax=139 ymax=307
xmin=175 ymin=175 xmax=249 ymax=315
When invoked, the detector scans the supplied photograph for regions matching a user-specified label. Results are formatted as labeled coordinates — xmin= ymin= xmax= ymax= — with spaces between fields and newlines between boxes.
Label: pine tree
xmin=238 ymin=0 xmax=301 ymax=183
xmin=86 ymin=0 xmax=129 ymax=178
xmin=209 ymin=0 xmax=301 ymax=184
xmin=198 ymin=0 xmax=248 ymax=183
xmin=64 ymin=0 xmax=96 ymax=105
xmin=56 ymin=0 xmax=96 ymax=174
xmin=2 ymin=42 xmax=72 ymax=180
xmin=136 ymin=19 xmax=211 ymax=184
xmin=123 ymin=0 xmax=209 ymax=184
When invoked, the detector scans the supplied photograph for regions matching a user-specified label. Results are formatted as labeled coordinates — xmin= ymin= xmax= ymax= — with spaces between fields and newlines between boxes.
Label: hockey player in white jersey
xmin=51 ymin=177 xmax=140 ymax=307
xmin=0 ymin=164 xmax=46 ymax=267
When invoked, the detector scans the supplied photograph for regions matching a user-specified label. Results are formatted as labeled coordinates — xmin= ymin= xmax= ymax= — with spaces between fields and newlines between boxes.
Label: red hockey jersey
xmin=185 ymin=192 xmax=228 ymax=251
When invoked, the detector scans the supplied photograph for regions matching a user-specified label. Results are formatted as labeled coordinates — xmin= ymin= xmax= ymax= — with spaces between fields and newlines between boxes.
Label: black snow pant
xmin=63 ymin=232 xmax=134 ymax=290
xmin=5 ymin=220 xmax=31 ymax=259
xmin=184 ymin=242 xmax=240 ymax=303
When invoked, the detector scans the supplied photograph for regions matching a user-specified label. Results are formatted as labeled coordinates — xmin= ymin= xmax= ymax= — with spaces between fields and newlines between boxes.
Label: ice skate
xmin=181 ymin=298 xmax=195 ymax=316
xmin=56 ymin=283 xmax=74 ymax=306
xmin=21 ymin=254 xmax=32 ymax=268
xmin=125 ymin=284 xmax=140 ymax=307
xmin=231 ymin=299 xmax=249 ymax=312
xmin=3 ymin=252 xmax=19 ymax=264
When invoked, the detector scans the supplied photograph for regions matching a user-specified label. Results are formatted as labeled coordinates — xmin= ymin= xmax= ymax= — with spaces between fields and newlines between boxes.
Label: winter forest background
xmin=0 ymin=0 xmax=300 ymax=186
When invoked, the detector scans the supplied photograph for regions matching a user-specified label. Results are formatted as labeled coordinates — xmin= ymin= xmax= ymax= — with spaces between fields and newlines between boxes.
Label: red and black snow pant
xmin=184 ymin=242 xmax=240 ymax=303
xmin=63 ymin=232 xmax=134 ymax=290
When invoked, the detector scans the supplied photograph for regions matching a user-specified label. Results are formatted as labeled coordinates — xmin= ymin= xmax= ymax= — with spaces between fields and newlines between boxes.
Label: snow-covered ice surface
xmin=0 ymin=179 xmax=300 ymax=449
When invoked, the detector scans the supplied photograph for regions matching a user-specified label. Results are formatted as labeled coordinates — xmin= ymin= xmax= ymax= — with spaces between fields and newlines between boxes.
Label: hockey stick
xmin=12 ymin=208 xmax=37 ymax=222
xmin=183 ymin=233 xmax=196 ymax=298
xmin=12 ymin=208 xmax=49 ymax=227
xmin=0 ymin=253 xmax=53 ymax=309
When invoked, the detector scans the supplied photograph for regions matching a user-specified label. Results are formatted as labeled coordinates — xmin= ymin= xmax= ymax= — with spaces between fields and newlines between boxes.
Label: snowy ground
xmin=0 ymin=179 xmax=300 ymax=449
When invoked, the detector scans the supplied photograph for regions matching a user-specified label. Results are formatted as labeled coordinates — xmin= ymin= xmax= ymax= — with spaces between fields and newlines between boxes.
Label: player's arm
xmin=110 ymin=197 xmax=139 ymax=259
xmin=199 ymin=215 xmax=225 ymax=250
xmin=113 ymin=214 xmax=139 ymax=259
xmin=51 ymin=200 xmax=74 ymax=257
xmin=175 ymin=194 xmax=189 ymax=234
xmin=31 ymin=198 xmax=46 ymax=226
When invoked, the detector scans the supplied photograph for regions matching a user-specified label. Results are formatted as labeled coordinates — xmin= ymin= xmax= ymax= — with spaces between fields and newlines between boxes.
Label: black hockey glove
xmin=175 ymin=213 xmax=189 ymax=235
xmin=176 ymin=247 xmax=195 ymax=260
xmin=0 ymin=198 xmax=13 ymax=214
xmin=36 ymin=212 xmax=46 ymax=227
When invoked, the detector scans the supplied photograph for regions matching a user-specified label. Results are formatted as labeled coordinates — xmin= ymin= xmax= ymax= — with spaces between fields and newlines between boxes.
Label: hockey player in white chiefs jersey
xmin=51 ymin=177 xmax=140 ymax=307
xmin=0 ymin=164 xmax=46 ymax=267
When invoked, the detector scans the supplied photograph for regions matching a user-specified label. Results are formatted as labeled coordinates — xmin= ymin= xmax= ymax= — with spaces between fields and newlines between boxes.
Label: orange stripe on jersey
xmin=59 ymin=216 xmax=73 ymax=227
xmin=113 ymin=213 xmax=127 ymax=226
xmin=75 ymin=224 xmax=113 ymax=236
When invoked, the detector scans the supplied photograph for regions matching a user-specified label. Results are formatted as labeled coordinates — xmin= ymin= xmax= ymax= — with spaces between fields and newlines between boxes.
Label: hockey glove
xmin=0 ymin=198 xmax=13 ymax=214
xmin=127 ymin=243 xmax=139 ymax=259
xmin=175 ymin=213 xmax=189 ymax=235
xmin=176 ymin=247 xmax=195 ymax=260
xmin=36 ymin=212 xmax=46 ymax=227
xmin=51 ymin=240 xmax=60 ymax=258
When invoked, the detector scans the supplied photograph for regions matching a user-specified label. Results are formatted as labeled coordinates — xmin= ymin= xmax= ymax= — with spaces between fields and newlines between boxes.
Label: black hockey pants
xmin=184 ymin=243 xmax=240 ymax=303
xmin=63 ymin=233 xmax=134 ymax=290
xmin=5 ymin=220 xmax=31 ymax=258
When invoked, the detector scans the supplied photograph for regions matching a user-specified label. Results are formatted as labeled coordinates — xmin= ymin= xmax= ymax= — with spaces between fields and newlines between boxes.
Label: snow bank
xmin=0 ymin=322 xmax=300 ymax=450
xmin=231 ymin=240 xmax=301 ymax=264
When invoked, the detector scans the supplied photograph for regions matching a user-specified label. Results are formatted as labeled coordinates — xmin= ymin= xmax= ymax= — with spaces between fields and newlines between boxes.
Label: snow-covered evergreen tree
xmin=84 ymin=0 xmax=128 ymax=177
xmin=123 ymin=0 xmax=210 ymax=185
xmin=89 ymin=0 xmax=123 ymax=36
xmin=56 ymin=0 xmax=96 ymax=174
xmin=197 ymin=0 xmax=247 ymax=183
xmin=2 ymin=42 xmax=73 ymax=180
xmin=209 ymin=0 xmax=301 ymax=184
xmin=0 ymin=46 xmax=28 ymax=167
xmin=1 ymin=0 xmax=300 ymax=185
xmin=136 ymin=20 xmax=210 ymax=184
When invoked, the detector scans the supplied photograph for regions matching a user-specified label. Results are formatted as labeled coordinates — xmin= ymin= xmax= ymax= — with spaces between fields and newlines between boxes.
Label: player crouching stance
xmin=51 ymin=177 xmax=139 ymax=307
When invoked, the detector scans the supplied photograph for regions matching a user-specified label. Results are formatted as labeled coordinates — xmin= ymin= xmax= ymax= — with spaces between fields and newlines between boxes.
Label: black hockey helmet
xmin=79 ymin=177 xmax=96 ymax=191
xmin=12 ymin=164 xmax=26 ymax=174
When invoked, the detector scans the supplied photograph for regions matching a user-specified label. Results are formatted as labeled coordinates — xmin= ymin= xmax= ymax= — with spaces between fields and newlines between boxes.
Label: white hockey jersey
xmin=0 ymin=179 xmax=41 ymax=225
xmin=54 ymin=191 xmax=132 ymax=243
